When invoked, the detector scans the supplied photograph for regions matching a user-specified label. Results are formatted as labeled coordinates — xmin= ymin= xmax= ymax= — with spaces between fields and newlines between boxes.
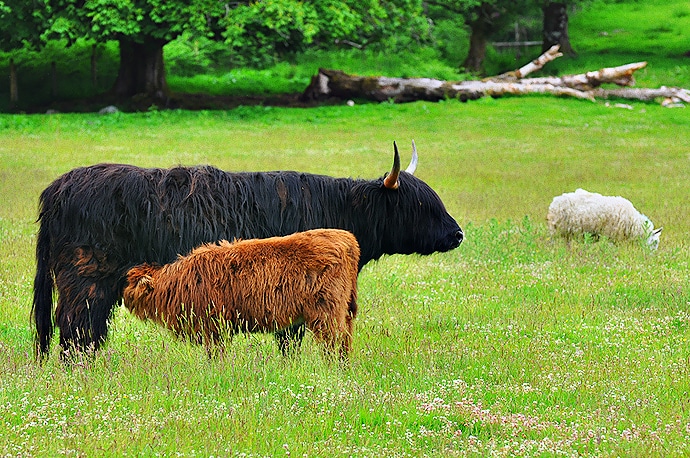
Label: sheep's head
xmin=647 ymin=227 xmax=663 ymax=250
xmin=641 ymin=215 xmax=662 ymax=250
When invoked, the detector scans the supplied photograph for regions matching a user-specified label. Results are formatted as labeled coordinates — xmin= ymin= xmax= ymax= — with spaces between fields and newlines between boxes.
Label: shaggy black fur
xmin=33 ymin=157 xmax=463 ymax=358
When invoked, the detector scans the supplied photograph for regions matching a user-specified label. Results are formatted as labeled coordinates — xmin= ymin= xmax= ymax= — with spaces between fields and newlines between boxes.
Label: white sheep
xmin=547 ymin=188 xmax=662 ymax=249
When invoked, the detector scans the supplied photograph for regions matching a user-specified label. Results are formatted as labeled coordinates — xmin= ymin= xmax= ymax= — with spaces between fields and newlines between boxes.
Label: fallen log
xmin=300 ymin=68 xmax=595 ymax=103
xmin=593 ymin=87 xmax=690 ymax=104
xmin=518 ymin=62 xmax=648 ymax=90
xmin=301 ymin=46 xmax=687 ymax=106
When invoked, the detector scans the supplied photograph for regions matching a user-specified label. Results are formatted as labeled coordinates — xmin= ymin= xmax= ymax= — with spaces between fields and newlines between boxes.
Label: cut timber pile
xmin=301 ymin=46 xmax=689 ymax=106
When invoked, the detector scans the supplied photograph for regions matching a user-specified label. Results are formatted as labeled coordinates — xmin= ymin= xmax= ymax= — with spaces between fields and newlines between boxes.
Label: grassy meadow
xmin=1 ymin=97 xmax=689 ymax=456
xmin=1 ymin=0 xmax=690 ymax=455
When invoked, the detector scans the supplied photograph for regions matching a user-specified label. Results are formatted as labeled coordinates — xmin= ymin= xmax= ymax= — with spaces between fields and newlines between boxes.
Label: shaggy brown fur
xmin=122 ymin=229 xmax=360 ymax=360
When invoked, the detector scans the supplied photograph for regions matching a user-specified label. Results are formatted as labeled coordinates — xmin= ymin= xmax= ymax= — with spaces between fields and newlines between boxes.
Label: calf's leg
xmin=274 ymin=323 xmax=306 ymax=356
xmin=305 ymin=307 xmax=352 ymax=363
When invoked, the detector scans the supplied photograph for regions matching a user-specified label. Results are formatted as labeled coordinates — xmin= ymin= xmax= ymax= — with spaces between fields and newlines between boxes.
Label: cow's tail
xmin=32 ymin=192 xmax=54 ymax=361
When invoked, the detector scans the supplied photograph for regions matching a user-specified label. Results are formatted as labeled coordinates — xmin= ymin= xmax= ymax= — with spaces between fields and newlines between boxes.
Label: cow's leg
xmin=274 ymin=323 xmax=306 ymax=356
xmin=339 ymin=310 xmax=354 ymax=363
xmin=305 ymin=309 xmax=351 ymax=363
xmin=335 ymin=311 xmax=353 ymax=363
xmin=55 ymin=280 xmax=119 ymax=359
xmin=54 ymin=248 xmax=121 ymax=359
xmin=204 ymin=324 xmax=231 ymax=359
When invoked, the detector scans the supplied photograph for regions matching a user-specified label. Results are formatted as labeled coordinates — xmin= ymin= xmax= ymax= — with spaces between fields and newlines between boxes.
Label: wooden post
xmin=9 ymin=58 xmax=18 ymax=108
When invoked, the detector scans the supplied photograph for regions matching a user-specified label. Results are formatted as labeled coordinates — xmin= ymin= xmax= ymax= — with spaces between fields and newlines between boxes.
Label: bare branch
xmin=493 ymin=45 xmax=563 ymax=80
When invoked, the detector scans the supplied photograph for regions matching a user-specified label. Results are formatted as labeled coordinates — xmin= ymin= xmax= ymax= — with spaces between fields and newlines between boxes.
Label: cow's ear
xmin=383 ymin=141 xmax=401 ymax=190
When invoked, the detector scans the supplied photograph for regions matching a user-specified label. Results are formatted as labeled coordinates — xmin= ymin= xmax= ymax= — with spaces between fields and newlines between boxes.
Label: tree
xmin=0 ymin=1 xmax=48 ymax=51
xmin=42 ymin=0 xmax=428 ymax=102
xmin=221 ymin=0 xmax=429 ymax=66
xmin=461 ymin=2 xmax=495 ymax=73
xmin=426 ymin=0 xmax=532 ymax=75
xmin=45 ymin=0 xmax=221 ymax=102
xmin=0 ymin=0 xmax=49 ymax=108
xmin=540 ymin=1 xmax=576 ymax=55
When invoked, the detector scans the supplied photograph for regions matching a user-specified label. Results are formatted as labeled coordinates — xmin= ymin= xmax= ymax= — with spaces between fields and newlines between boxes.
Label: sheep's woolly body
xmin=547 ymin=189 xmax=661 ymax=247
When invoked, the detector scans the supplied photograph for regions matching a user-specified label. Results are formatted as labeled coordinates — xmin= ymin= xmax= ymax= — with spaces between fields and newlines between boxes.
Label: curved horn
xmin=405 ymin=140 xmax=418 ymax=175
xmin=383 ymin=141 xmax=401 ymax=190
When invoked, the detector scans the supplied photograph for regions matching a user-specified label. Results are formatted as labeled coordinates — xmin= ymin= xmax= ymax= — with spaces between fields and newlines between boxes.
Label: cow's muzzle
xmin=455 ymin=229 xmax=464 ymax=246
xmin=436 ymin=228 xmax=463 ymax=252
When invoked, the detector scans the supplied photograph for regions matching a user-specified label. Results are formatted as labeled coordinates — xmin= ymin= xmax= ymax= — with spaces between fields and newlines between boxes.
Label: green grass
xmin=574 ymin=0 xmax=690 ymax=57
xmin=544 ymin=0 xmax=690 ymax=87
xmin=1 ymin=97 xmax=689 ymax=455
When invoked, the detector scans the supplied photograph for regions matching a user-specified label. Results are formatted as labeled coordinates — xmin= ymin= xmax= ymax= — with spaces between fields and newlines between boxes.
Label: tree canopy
xmin=0 ymin=0 xmax=47 ymax=51
xmin=41 ymin=0 xmax=221 ymax=98
xmin=18 ymin=0 xmax=427 ymax=100
xmin=221 ymin=0 xmax=428 ymax=66
xmin=3 ymin=0 xmax=581 ymax=103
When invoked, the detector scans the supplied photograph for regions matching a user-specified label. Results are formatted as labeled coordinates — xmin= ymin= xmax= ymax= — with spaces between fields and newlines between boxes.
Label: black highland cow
xmin=33 ymin=141 xmax=463 ymax=359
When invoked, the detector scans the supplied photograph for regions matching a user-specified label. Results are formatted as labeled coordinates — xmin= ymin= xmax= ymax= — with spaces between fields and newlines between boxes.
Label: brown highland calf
xmin=122 ymin=229 xmax=360 ymax=360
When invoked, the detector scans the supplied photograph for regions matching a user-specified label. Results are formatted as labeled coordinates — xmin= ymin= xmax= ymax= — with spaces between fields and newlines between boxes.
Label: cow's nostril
xmin=456 ymin=230 xmax=464 ymax=243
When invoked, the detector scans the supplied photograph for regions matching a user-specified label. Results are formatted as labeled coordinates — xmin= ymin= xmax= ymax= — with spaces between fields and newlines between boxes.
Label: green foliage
xmin=164 ymin=33 xmax=236 ymax=77
xmin=0 ymin=0 xmax=48 ymax=50
xmin=44 ymin=0 xmax=216 ymax=43
xmin=220 ymin=0 xmax=430 ymax=67
xmin=430 ymin=18 xmax=470 ymax=65
xmin=0 ymin=39 xmax=119 ymax=112
xmin=222 ymin=0 xmax=321 ymax=66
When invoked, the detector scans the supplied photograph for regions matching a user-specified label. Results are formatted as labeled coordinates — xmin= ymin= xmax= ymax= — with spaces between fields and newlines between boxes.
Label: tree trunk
xmin=91 ymin=44 xmax=98 ymax=88
xmin=462 ymin=22 xmax=487 ymax=74
xmin=112 ymin=38 xmax=169 ymax=102
xmin=542 ymin=2 xmax=576 ymax=56
xmin=51 ymin=61 xmax=57 ymax=98
xmin=494 ymin=45 xmax=563 ymax=80
xmin=9 ymin=58 xmax=18 ymax=108
xmin=461 ymin=3 xmax=493 ymax=74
